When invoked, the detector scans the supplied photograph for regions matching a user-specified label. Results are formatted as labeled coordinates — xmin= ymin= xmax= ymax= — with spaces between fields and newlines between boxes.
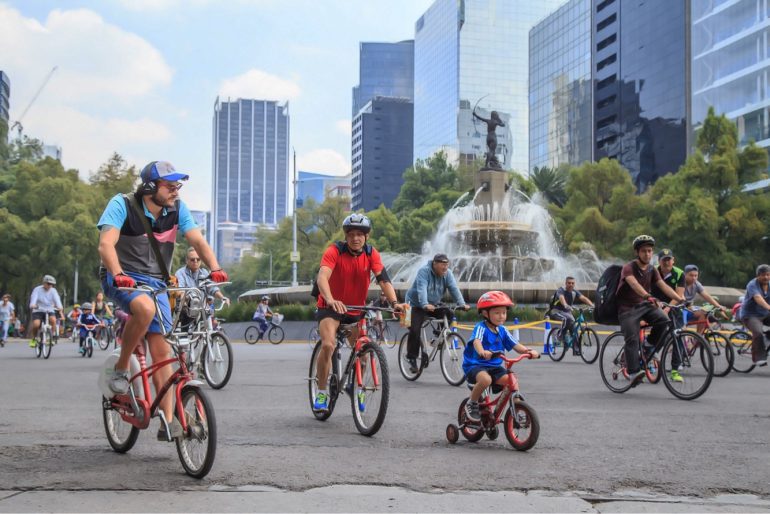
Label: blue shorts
xmin=102 ymin=271 xmax=171 ymax=334
xmin=466 ymin=365 xmax=509 ymax=384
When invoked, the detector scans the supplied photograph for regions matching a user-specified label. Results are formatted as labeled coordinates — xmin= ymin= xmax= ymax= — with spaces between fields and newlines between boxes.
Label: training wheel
xmin=446 ymin=424 xmax=459 ymax=444
xmin=486 ymin=426 xmax=499 ymax=440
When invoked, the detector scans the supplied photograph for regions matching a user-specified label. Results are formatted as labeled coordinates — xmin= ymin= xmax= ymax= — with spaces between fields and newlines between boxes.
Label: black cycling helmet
xmin=632 ymin=234 xmax=655 ymax=251
xmin=342 ymin=213 xmax=371 ymax=234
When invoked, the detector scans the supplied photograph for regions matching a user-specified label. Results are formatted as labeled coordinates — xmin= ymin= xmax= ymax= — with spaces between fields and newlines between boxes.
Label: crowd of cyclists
xmin=1 ymin=158 xmax=769 ymax=475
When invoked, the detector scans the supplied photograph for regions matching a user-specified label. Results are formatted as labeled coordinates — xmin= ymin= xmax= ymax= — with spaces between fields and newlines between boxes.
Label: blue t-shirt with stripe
xmin=462 ymin=320 xmax=518 ymax=373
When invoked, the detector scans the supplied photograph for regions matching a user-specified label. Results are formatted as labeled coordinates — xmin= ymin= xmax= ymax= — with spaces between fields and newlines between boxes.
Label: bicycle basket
xmin=272 ymin=313 xmax=284 ymax=325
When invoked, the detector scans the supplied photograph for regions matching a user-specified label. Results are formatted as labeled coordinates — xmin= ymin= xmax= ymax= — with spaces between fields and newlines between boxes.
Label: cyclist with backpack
xmin=547 ymin=276 xmax=594 ymax=355
xmin=616 ymin=235 xmax=685 ymax=386
xmin=311 ymin=214 xmax=404 ymax=412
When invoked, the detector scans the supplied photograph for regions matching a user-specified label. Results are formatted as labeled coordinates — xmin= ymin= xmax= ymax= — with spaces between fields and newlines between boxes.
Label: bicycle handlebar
xmin=489 ymin=351 xmax=538 ymax=365
xmin=345 ymin=305 xmax=400 ymax=313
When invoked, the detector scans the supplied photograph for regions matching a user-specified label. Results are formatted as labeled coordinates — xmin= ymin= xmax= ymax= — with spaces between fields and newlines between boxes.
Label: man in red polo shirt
xmin=312 ymin=213 xmax=403 ymax=412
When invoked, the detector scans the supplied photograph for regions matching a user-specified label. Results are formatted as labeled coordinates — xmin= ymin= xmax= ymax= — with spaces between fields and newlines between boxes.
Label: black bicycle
xmin=545 ymin=307 xmax=601 ymax=364
xmin=599 ymin=303 xmax=714 ymax=400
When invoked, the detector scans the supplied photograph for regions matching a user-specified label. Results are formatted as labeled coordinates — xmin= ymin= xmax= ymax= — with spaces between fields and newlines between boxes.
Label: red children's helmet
xmin=477 ymin=291 xmax=514 ymax=312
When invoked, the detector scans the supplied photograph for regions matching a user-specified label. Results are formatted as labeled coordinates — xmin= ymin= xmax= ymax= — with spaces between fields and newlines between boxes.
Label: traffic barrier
xmin=542 ymin=317 xmax=551 ymax=354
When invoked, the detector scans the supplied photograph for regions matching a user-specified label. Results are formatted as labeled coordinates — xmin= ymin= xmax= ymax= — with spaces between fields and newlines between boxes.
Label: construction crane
xmin=10 ymin=66 xmax=58 ymax=139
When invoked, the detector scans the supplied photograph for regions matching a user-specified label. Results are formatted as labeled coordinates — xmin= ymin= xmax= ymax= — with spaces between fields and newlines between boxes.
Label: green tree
xmin=392 ymin=152 xmax=458 ymax=214
xmin=530 ymin=165 xmax=568 ymax=207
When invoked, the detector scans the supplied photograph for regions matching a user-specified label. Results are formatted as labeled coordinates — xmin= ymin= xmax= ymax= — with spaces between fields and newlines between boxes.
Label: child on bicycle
xmin=463 ymin=291 xmax=538 ymax=423
xmin=252 ymin=295 xmax=273 ymax=339
xmin=77 ymin=302 xmax=103 ymax=355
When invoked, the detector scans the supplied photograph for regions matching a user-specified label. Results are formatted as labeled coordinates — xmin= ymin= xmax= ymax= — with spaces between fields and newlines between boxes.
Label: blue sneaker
xmin=313 ymin=392 xmax=329 ymax=412
xmin=357 ymin=390 xmax=366 ymax=412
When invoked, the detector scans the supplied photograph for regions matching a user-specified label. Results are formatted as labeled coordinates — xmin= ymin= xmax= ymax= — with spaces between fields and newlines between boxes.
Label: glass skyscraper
xmin=0 ymin=71 xmax=9 ymax=126
xmin=529 ymin=0 xmax=592 ymax=171
xmin=352 ymin=41 xmax=414 ymax=116
xmin=414 ymin=0 xmax=565 ymax=173
xmin=692 ymin=0 xmax=770 ymax=151
xmin=211 ymin=98 xmax=289 ymax=265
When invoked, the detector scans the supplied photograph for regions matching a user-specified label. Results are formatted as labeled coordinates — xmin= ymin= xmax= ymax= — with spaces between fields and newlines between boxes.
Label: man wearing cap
xmin=404 ymin=254 xmax=470 ymax=374
xmin=681 ymin=264 xmax=725 ymax=334
xmin=97 ymin=160 xmax=228 ymax=441
xmin=652 ymin=248 xmax=685 ymax=307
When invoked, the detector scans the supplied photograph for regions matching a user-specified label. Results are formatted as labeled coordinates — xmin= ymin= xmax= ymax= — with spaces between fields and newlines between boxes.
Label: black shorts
xmin=315 ymin=308 xmax=363 ymax=325
xmin=32 ymin=312 xmax=56 ymax=322
xmin=466 ymin=365 xmax=509 ymax=384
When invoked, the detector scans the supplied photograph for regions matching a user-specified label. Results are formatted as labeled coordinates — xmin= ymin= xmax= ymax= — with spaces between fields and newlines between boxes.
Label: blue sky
xmin=1 ymin=0 xmax=433 ymax=210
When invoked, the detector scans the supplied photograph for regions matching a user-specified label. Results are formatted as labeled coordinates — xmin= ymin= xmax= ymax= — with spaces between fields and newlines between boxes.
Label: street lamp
xmin=291 ymin=149 xmax=298 ymax=287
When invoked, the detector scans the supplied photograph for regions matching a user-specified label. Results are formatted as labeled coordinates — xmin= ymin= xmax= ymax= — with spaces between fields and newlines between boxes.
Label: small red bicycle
xmin=446 ymin=353 xmax=540 ymax=451
xmin=101 ymin=284 xmax=217 ymax=479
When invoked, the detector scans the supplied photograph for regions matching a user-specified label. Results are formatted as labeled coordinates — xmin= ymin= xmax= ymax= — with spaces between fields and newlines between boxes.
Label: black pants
xmin=406 ymin=307 xmax=443 ymax=360
xmin=619 ymin=303 xmax=668 ymax=374
xmin=743 ymin=314 xmax=770 ymax=362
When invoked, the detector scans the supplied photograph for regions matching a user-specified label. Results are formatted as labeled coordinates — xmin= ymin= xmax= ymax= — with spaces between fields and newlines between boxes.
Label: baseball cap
xmin=657 ymin=248 xmax=674 ymax=260
xmin=140 ymin=161 xmax=189 ymax=183
xmin=433 ymin=253 xmax=449 ymax=263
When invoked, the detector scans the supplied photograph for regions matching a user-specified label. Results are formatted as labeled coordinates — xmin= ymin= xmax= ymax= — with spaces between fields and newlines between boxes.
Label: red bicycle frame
xmin=477 ymin=354 xmax=533 ymax=426
xmin=352 ymin=315 xmax=380 ymax=391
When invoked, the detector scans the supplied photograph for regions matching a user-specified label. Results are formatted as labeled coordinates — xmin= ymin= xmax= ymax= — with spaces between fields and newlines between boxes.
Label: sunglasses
xmin=188 ymin=258 xmax=201 ymax=262
xmin=159 ymin=181 xmax=184 ymax=192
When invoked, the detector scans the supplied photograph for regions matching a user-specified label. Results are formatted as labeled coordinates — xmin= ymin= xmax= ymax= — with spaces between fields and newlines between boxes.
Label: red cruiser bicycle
xmin=446 ymin=353 xmax=540 ymax=451
xmin=308 ymin=305 xmax=392 ymax=436
xmin=101 ymin=283 xmax=217 ymax=478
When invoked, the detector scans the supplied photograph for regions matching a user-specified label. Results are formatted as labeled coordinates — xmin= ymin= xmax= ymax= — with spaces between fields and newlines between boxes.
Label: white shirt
xmin=29 ymin=286 xmax=63 ymax=313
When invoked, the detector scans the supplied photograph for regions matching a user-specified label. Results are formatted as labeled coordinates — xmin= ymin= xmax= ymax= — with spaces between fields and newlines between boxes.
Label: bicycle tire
xmin=268 ymin=325 xmax=285 ymax=344
xmin=729 ymin=330 xmax=754 ymax=373
xmin=598 ymin=331 xmax=634 ymax=394
xmin=35 ymin=335 xmax=43 ymax=358
xmin=102 ymin=396 xmax=140 ymax=453
xmin=457 ymin=398 xmax=484 ymax=442
xmin=504 ymin=400 xmax=540 ymax=451
xmin=397 ymin=332 xmax=423 ymax=381
xmin=99 ymin=330 xmax=110 ymax=350
xmin=439 ymin=331 xmax=467 ymax=386
xmin=308 ymin=340 xmax=338 ymax=421
xmin=546 ymin=330 xmax=566 ymax=362
xmin=86 ymin=338 xmax=94 ymax=358
xmin=244 ymin=325 xmax=260 ymax=344
xmin=660 ymin=331 xmax=713 ymax=400
xmin=351 ymin=342 xmax=390 ymax=436
xmin=579 ymin=327 xmax=601 ymax=364
xmin=703 ymin=330 xmax=733 ymax=378
xmin=175 ymin=385 xmax=217 ymax=479
xmin=42 ymin=328 xmax=52 ymax=359
xmin=382 ymin=324 xmax=396 ymax=349
xmin=202 ymin=332 xmax=234 ymax=389
xmin=308 ymin=326 xmax=320 ymax=348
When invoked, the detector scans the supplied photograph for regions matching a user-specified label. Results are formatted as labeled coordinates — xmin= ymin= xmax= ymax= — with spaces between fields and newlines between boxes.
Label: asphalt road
xmin=1 ymin=333 xmax=769 ymax=512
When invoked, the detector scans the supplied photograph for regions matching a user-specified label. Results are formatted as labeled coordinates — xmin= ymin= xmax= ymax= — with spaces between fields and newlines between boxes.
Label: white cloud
xmin=114 ymin=0 xmax=275 ymax=11
xmin=297 ymin=149 xmax=350 ymax=176
xmin=218 ymin=69 xmax=301 ymax=102
xmin=335 ymin=119 xmax=352 ymax=137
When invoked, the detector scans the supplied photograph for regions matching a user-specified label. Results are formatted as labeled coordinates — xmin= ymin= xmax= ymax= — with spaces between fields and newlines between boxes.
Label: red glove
xmin=114 ymin=273 xmax=136 ymax=288
xmin=210 ymin=269 xmax=228 ymax=283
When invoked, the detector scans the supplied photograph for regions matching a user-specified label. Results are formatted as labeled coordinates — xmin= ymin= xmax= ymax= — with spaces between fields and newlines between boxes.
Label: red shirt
xmin=317 ymin=244 xmax=384 ymax=313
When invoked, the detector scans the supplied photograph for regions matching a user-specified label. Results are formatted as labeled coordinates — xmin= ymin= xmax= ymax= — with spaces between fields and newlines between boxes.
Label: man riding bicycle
xmin=174 ymin=247 xmax=231 ymax=305
xmin=617 ymin=235 xmax=684 ymax=386
xmin=547 ymin=276 xmax=594 ymax=355
xmin=740 ymin=264 xmax=770 ymax=366
xmin=28 ymin=275 xmax=64 ymax=347
xmin=404 ymin=253 xmax=470 ymax=373
xmin=97 ymin=160 xmax=228 ymax=441
xmin=312 ymin=213 xmax=404 ymax=412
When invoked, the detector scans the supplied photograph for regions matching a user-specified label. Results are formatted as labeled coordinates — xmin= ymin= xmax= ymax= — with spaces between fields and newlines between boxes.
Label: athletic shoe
xmin=107 ymin=369 xmax=130 ymax=395
xmin=670 ymin=369 xmax=684 ymax=383
xmin=407 ymin=357 xmax=419 ymax=374
xmin=357 ymin=390 xmax=366 ymax=412
xmin=29 ymin=339 xmax=36 ymax=348
xmin=156 ymin=418 xmax=183 ymax=442
xmin=756 ymin=359 xmax=768 ymax=367
xmin=628 ymin=370 xmax=646 ymax=388
xmin=79 ymin=347 xmax=85 ymax=355
xmin=465 ymin=400 xmax=481 ymax=422
xmin=313 ymin=392 xmax=329 ymax=412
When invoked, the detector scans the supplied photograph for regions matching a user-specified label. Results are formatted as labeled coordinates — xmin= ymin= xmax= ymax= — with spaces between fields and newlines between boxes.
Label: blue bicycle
xmin=546 ymin=307 xmax=600 ymax=364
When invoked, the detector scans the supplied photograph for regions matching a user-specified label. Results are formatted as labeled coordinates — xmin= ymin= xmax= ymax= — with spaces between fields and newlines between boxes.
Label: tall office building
xmin=414 ymin=0 xmax=564 ymax=172
xmin=211 ymin=97 xmax=289 ymax=265
xmin=692 ymin=0 xmax=770 ymax=152
xmin=352 ymin=96 xmax=414 ymax=211
xmin=592 ymin=0 xmax=690 ymax=189
xmin=529 ymin=0 xmax=593 ymax=171
xmin=296 ymin=171 xmax=351 ymax=208
xmin=0 ymin=71 xmax=9 ymax=126
xmin=352 ymin=41 xmax=414 ymax=116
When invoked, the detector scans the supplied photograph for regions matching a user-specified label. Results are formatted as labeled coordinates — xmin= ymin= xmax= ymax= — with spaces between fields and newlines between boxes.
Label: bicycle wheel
xmin=268 ymin=325 xmax=285 ymax=344
xmin=35 ymin=335 xmax=43 ymax=358
xmin=660 ymin=331 xmax=713 ymax=400
xmin=397 ymin=332 xmax=423 ymax=381
xmin=546 ymin=330 xmax=566 ymax=362
xmin=578 ymin=327 xmax=601 ymax=364
xmin=42 ymin=328 xmax=52 ymax=359
xmin=730 ymin=330 xmax=754 ymax=373
xmin=703 ymin=331 xmax=733 ymax=378
xmin=102 ymin=396 xmax=140 ymax=453
xmin=351 ymin=342 xmax=389 ymax=436
xmin=99 ymin=329 xmax=110 ymax=350
xmin=382 ymin=324 xmax=396 ymax=349
xmin=86 ymin=339 xmax=94 ymax=358
xmin=504 ymin=400 xmax=540 ymax=451
xmin=308 ymin=340 xmax=338 ymax=421
xmin=598 ymin=331 xmax=634 ymax=393
xmin=439 ymin=331 xmax=467 ymax=386
xmin=202 ymin=332 xmax=234 ymax=389
xmin=457 ymin=398 xmax=484 ymax=442
xmin=175 ymin=385 xmax=217 ymax=479
xmin=308 ymin=326 xmax=320 ymax=348
xmin=244 ymin=325 xmax=260 ymax=344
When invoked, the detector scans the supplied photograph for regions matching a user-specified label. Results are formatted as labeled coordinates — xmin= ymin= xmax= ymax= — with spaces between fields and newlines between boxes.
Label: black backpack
xmin=594 ymin=265 xmax=623 ymax=325
xmin=310 ymin=242 xmax=373 ymax=299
